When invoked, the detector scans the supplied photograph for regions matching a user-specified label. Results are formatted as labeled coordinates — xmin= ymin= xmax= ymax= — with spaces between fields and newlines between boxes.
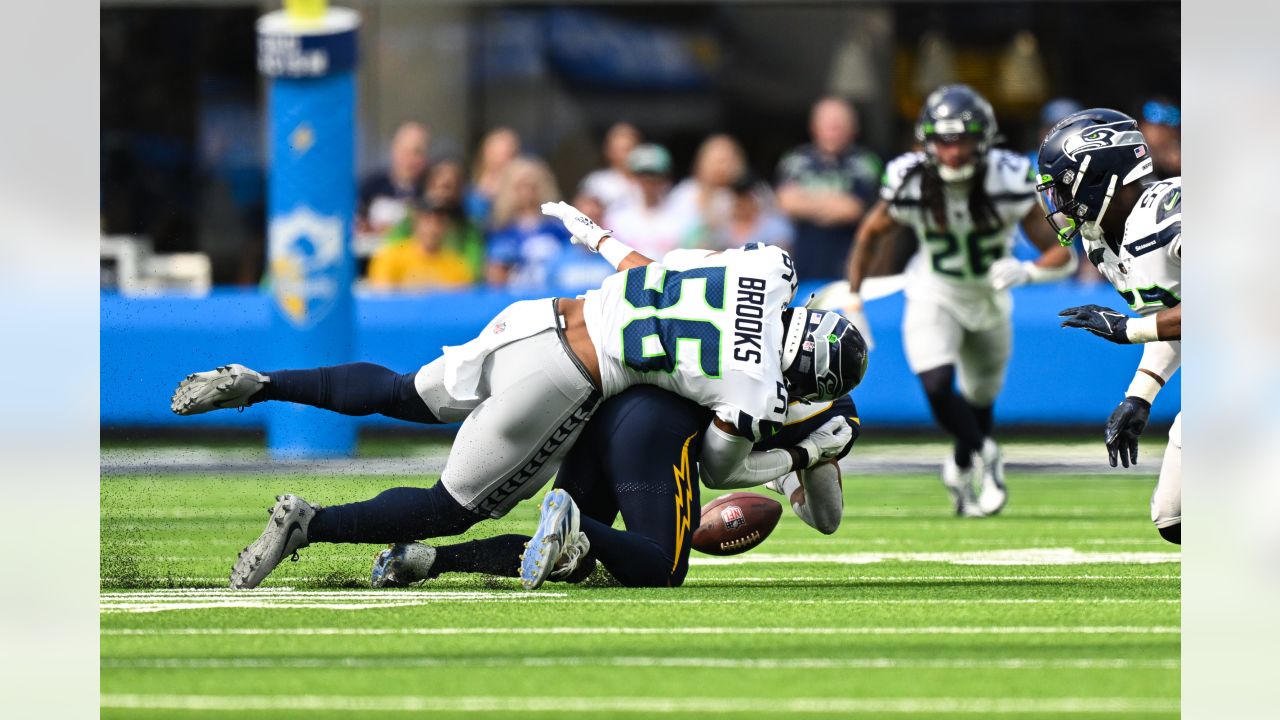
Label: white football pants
xmin=902 ymin=297 xmax=1012 ymax=406
xmin=415 ymin=301 xmax=601 ymax=518
xmin=1151 ymin=412 xmax=1182 ymax=529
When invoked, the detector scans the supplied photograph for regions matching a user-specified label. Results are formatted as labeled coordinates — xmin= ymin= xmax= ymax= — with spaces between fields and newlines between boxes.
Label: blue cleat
xmin=519 ymin=489 xmax=588 ymax=590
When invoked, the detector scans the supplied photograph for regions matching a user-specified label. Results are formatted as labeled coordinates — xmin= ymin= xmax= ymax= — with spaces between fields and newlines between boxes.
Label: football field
xmin=101 ymin=449 xmax=1180 ymax=718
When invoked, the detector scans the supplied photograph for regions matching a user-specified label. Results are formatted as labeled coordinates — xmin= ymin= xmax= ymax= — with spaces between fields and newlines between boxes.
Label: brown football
xmin=690 ymin=491 xmax=783 ymax=556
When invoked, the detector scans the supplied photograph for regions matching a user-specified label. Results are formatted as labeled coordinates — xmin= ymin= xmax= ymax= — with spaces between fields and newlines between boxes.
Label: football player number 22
xmin=621 ymin=266 xmax=726 ymax=377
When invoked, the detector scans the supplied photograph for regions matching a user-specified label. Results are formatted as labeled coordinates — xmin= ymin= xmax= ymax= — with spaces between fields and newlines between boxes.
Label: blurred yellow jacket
xmin=367 ymin=242 xmax=475 ymax=290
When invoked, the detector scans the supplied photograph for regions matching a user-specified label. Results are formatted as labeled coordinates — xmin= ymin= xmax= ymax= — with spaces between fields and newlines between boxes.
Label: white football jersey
xmin=882 ymin=149 xmax=1038 ymax=329
xmin=1082 ymin=177 xmax=1182 ymax=317
xmin=581 ymin=243 xmax=798 ymax=440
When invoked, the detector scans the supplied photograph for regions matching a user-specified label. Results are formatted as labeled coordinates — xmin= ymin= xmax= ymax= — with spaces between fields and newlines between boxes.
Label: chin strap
xmin=1094 ymin=175 xmax=1118 ymax=228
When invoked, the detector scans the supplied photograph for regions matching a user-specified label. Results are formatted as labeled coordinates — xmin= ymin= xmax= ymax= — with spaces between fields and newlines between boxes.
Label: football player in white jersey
xmin=1035 ymin=108 xmax=1181 ymax=545
xmin=845 ymin=85 xmax=1077 ymax=517
xmin=170 ymin=202 xmax=868 ymax=588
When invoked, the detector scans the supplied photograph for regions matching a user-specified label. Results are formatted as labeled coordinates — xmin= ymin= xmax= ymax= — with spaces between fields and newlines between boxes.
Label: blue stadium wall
xmin=101 ymin=282 xmax=1180 ymax=429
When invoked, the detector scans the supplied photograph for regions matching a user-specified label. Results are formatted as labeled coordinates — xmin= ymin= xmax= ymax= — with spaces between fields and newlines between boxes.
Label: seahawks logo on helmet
xmin=780 ymin=308 xmax=869 ymax=403
xmin=1061 ymin=122 xmax=1147 ymax=161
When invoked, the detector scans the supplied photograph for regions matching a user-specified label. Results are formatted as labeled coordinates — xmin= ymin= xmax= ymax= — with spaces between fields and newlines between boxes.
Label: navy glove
xmin=1059 ymin=304 xmax=1132 ymax=344
xmin=1104 ymin=396 xmax=1150 ymax=468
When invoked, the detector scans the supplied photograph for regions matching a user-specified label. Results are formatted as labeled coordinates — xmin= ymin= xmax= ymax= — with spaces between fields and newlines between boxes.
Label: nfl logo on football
xmin=720 ymin=504 xmax=746 ymax=530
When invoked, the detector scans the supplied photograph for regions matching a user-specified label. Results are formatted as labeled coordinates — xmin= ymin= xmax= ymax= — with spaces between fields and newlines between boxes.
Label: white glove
xmin=540 ymin=201 xmax=611 ymax=252
xmin=795 ymin=417 xmax=854 ymax=469
xmin=988 ymin=258 xmax=1034 ymax=290
xmin=840 ymin=296 xmax=875 ymax=352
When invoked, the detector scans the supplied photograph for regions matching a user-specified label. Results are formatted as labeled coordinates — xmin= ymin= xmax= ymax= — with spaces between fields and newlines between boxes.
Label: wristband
xmin=1125 ymin=314 xmax=1160 ymax=343
xmin=1124 ymin=370 xmax=1164 ymax=404
xmin=598 ymin=236 xmax=634 ymax=269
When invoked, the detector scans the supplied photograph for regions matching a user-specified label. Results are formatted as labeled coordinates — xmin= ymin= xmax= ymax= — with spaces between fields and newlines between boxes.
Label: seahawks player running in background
xmin=1037 ymin=109 xmax=1181 ymax=545
xmin=845 ymin=84 xmax=1077 ymax=518
xmin=171 ymin=203 xmax=867 ymax=588
xmin=372 ymin=386 xmax=859 ymax=589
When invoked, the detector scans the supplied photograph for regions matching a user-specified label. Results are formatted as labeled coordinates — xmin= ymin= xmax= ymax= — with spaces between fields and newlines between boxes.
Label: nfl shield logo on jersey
xmin=721 ymin=505 xmax=746 ymax=530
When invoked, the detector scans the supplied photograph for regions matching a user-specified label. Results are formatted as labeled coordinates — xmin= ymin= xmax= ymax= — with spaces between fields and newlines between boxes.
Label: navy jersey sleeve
xmin=754 ymin=394 xmax=860 ymax=459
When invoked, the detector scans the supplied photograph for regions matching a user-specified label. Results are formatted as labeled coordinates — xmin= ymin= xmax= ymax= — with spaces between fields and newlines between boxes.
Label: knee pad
xmin=1157 ymin=523 xmax=1181 ymax=545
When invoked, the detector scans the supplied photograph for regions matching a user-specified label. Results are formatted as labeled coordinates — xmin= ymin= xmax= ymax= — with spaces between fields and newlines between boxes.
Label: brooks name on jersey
xmin=580 ymin=243 xmax=799 ymax=441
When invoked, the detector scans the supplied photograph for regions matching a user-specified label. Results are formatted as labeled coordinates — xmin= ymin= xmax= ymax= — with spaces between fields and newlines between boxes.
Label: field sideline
xmin=101 ymin=455 xmax=1179 ymax=718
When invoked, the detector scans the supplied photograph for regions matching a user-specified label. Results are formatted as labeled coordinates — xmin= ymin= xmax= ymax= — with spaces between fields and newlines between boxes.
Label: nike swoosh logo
xmin=1097 ymin=311 xmax=1127 ymax=334
xmin=1162 ymin=191 xmax=1180 ymax=211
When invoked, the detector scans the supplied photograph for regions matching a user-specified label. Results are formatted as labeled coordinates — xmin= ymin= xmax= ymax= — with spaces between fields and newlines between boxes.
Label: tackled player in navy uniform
xmin=845 ymin=85 xmax=1078 ymax=518
xmin=370 ymin=387 xmax=860 ymax=589
xmin=170 ymin=202 xmax=868 ymax=588
xmin=1036 ymin=108 xmax=1182 ymax=544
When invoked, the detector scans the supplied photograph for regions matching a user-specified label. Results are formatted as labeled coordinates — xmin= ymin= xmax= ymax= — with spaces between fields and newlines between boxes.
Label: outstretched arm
xmin=845 ymin=200 xmax=899 ymax=301
xmin=987 ymin=207 xmax=1079 ymax=290
xmin=1059 ymin=303 xmax=1181 ymax=344
xmin=542 ymin=201 xmax=655 ymax=270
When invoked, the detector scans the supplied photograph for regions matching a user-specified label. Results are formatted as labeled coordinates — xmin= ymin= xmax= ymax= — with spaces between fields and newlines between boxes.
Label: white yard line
xmin=98 ymin=694 xmax=1180 ymax=714
xmin=101 ymin=656 xmax=1179 ymax=671
xmin=101 ymin=625 xmax=1180 ymax=637
xmin=688 ymin=549 xmax=1181 ymax=566
xmin=100 ymin=573 xmax=1181 ymax=588
xmin=99 ymin=592 xmax=1179 ymax=614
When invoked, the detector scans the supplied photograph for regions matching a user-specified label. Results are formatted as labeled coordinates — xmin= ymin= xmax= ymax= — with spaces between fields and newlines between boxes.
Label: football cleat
xmin=519 ymin=489 xmax=588 ymax=590
xmin=371 ymin=543 xmax=438 ymax=588
xmin=548 ymin=532 xmax=592 ymax=583
xmin=171 ymin=364 xmax=268 ymax=415
xmin=977 ymin=438 xmax=1008 ymax=516
xmin=229 ymin=494 xmax=316 ymax=589
xmin=941 ymin=456 xmax=986 ymax=518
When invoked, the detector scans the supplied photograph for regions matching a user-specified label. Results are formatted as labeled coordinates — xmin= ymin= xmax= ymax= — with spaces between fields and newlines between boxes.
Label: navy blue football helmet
xmin=915 ymin=84 xmax=998 ymax=182
xmin=780 ymin=308 xmax=868 ymax=402
xmin=1036 ymin=108 xmax=1154 ymax=245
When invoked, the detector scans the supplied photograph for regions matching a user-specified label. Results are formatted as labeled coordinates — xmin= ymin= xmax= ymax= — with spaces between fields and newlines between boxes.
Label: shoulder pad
xmin=1124 ymin=178 xmax=1181 ymax=258
xmin=984 ymin=149 xmax=1037 ymax=197
xmin=882 ymin=151 xmax=926 ymax=200
xmin=1132 ymin=178 xmax=1182 ymax=227
xmin=1153 ymin=178 xmax=1182 ymax=224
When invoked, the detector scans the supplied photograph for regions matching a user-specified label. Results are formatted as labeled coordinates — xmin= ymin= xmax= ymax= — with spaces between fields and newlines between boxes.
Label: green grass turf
xmin=101 ymin=471 xmax=1179 ymax=718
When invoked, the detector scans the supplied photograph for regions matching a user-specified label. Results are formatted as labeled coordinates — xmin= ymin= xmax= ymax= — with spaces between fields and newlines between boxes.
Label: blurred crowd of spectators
xmin=356 ymin=94 xmax=1180 ymax=294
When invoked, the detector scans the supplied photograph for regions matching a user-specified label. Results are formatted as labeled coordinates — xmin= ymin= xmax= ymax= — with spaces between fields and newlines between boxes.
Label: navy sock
xmin=432 ymin=535 xmax=529 ymax=578
xmin=254 ymin=363 xmax=438 ymax=424
xmin=919 ymin=366 xmax=985 ymax=469
xmin=578 ymin=514 xmax=673 ymax=588
xmin=973 ymin=404 xmax=995 ymax=438
xmin=308 ymin=484 xmax=481 ymax=544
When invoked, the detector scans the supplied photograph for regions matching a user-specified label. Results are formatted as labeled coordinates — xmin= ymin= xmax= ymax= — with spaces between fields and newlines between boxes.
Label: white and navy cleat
xmin=229 ymin=494 xmax=316 ymax=589
xmin=171 ymin=364 xmax=269 ymax=415
xmin=519 ymin=489 xmax=587 ymax=590
xmin=371 ymin=543 xmax=438 ymax=588
xmin=976 ymin=438 xmax=1008 ymax=516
